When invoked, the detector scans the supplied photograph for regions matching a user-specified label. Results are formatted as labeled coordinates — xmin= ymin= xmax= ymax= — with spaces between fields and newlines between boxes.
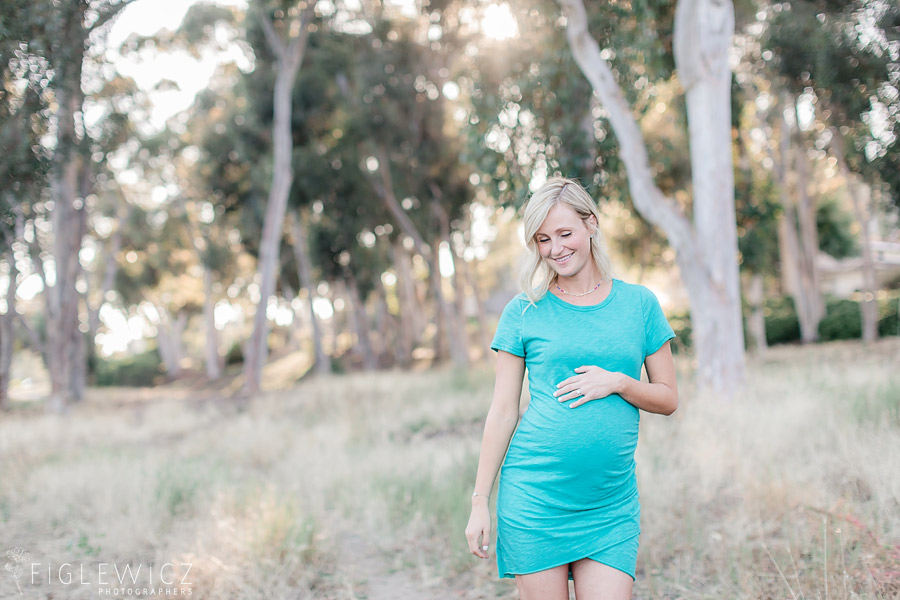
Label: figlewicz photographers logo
xmin=4 ymin=546 xmax=194 ymax=596
xmin=4 ymin=547 xmax=28 ymax=595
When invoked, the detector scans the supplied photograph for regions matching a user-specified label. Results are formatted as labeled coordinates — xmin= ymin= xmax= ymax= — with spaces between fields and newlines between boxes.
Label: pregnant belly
xmin=503 ymin=394 xmax=640 ymax=488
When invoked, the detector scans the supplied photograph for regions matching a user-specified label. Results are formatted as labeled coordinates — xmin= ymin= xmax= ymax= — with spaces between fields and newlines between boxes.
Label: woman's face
xmin=534 ymin=203 xmax=597 ymax=279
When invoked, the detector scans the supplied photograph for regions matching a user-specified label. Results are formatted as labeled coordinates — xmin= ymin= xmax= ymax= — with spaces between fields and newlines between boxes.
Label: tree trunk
xmin=346 ymin=275 xmax=375 ymax=371
xmin=791 ymin=106 xmax=824 ymax=343
xmin=155 ymin=306 xmax=187 ymax=379
xmin=341 ymin=275 xmax=376 ymax=370
xmin=46 ymin=76 xmax=87 ymax=410
xmin=830 ymin=130 xmax=879 ymax=344
xmin=243 ymin=2 xmax=315 ymax=397
xmin=559 ymin=0 xmax=746 ymax=395
xmin=775 ymin=100 xmax=823 ymax=343
xmin=390 ymin=240 xmax=417 ymax=366
xmin=428 ymin=239 xmax=450 ymax=362
xmin=0 ymin=249 xmax=18 ymax=410
xmin=367 ymin=146 xmax=468 ymax=366
xmin=462 ymin=257 xmax=492 ymax=358
xmin=745 ymin=272 xmax=768 ymax=358
xmin=290 ymin=211 xmax=330 ymax=375
xmin=47 ymin=152 xmax=86 ymax=412
xmin=433 ymin=198 xmax=469 ymax=365
xmin=852 ymin=183 xmax=879 ymax=343
xmin=203 ymin=268 xmax=223 ymax=379
xmin=85 ymin=202 xmax=128 ymax=386
xmin=370 ymin=273 xmax=395 ymax=368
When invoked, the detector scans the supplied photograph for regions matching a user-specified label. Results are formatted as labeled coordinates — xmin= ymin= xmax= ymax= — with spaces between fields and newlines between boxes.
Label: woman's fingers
xmin=465 ymin=525 xmax=490 ymax=559
xmin=555 ymin=385 xmax=585 ymax=402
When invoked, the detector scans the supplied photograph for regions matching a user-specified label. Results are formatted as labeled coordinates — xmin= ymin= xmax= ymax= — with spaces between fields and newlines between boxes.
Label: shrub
xmin=94 ymin=349 xmax=164 ymax=387
xmin=668 ymin=312 xmax=692 ymax=355
xmin=878 ymin=295 xmax=900 ymax=337
xmin=818 ymin=298 xmax=863 ymax=341
xmin=225 ymin=341 xmax=244 ymax=366
xmin=764 ymin=296 xmax=801 ymax=345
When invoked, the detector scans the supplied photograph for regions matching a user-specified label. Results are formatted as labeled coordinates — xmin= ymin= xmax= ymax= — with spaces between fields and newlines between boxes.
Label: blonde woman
xmin=465 ymin=177 xmax=678 ymax=600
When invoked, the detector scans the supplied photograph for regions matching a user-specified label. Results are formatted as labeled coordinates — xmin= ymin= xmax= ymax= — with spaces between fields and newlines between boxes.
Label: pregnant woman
xmin=465 ymin=177 xmax=679 ymax=600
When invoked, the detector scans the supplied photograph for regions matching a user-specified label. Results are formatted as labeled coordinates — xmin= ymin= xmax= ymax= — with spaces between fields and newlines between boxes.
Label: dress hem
xmin=497 ymin=532 xmax=639 ymax=582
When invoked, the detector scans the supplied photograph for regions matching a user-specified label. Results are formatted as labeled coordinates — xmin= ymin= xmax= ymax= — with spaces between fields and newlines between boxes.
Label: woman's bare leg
xmin=570 ymin=557 xmax=633 ymax=600
xmin=515 ymin=563 xmax=570 ymax=600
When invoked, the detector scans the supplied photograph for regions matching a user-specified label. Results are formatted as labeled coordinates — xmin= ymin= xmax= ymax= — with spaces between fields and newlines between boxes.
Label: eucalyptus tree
xmin=0 ymin=0 xmax=138 ymax=410
xmin=0 ymin=0 xmax=53 ymax=408
xmin=350 ymin=8 xmax=475 ymax=366
xmin=763 ymin=0 xmax=900 ymax=343
xmin=555 ymin=0 xmax=751 ymax=393
xmin=239 ymin=0 xmax=318 ymax=396
xmin=465 ymin=0 xmax=750 ymax=393
xmin=274 ymin=4 xmax=477 ymax=367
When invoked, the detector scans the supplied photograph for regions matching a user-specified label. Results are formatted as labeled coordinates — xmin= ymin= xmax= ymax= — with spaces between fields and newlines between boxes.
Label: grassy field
xmin=1 ymin=339 xmax=899 ymax=599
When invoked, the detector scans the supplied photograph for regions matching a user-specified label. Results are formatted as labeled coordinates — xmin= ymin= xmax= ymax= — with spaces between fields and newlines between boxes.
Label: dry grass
xmin=1 ymin=339 xmax=898 ymax=599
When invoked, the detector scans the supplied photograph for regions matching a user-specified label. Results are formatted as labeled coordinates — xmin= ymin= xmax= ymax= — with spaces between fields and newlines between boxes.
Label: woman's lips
xmin=553 ymin=252 xmax=574 ymax=264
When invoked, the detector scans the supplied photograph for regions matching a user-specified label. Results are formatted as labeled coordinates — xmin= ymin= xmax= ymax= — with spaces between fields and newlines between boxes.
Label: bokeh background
xmin=1 ymin=0 xmax=899 ymax=598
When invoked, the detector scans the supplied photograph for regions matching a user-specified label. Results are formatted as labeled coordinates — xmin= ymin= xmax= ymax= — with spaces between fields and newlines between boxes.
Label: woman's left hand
xmin=553 ymin=365 xmax=627 ymax=408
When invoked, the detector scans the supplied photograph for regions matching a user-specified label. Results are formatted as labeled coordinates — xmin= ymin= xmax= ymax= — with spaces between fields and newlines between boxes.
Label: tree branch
xmin=557 ymin=0 xmax=695 ymax=255
xmin=286 ymin=2 xmax=317 ymax=66
xmin=255 ymin=0 xmax=287 ymax=61
xmin=89 ymin=0 xmax=138 ymax=34
xmin=365 ymin=145 xmax=432 ymax=258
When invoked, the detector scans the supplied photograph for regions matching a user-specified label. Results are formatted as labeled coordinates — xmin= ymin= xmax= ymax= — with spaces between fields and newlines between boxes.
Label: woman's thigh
xmin=515 ymin=563 xmax=570 ymax=600
xmin=570 ymin=557 xmax=633 ymax=600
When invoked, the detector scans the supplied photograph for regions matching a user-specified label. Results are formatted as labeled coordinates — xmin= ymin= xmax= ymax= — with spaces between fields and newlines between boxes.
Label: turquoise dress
xmin=490 ymin=278 xmax=675 ymax=581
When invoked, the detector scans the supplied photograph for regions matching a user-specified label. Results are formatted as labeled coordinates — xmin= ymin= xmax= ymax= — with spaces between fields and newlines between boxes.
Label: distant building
xmin=817 ymin=241 xmax=900 ymax=297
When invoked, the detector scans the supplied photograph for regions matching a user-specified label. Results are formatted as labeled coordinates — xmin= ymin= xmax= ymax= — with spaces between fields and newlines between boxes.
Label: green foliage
xmin=817 ymin=299 xmax=862 ymax=341
xmin=816 ymin=195 xmax=858 ymax=259
xmin=762 ymin=1 xmax=900 ymax=208
xmin=877 ymin=296 xmax=900 ymax=338
xmin=94 ymin=349 xmax=164 ymax=387
xmin=763 ymin=296 xmax=802 ymax=345
xmin=735 ymin=156 xmax=781 ymax=274
xmin=225 ymin=341 xmax=244 ymax=366
xmin=668 ymin=312 xmax=692 ymax=355
xmin=755 ymin=293 xmax=900 ymax=345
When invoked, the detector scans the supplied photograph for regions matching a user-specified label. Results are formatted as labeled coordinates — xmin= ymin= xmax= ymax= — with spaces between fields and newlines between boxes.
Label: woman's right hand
xmin=465 ymin=500 xmax=492 ymax=559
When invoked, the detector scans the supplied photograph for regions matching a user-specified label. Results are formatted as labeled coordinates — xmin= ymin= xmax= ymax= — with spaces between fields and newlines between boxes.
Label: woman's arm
xmin=554 ymin=341 xmax=678 ymax=415
xmin=465 ymin=349 xmax=525 ymax=558
xmin=617 ymin=341 xmax=678 ymax=415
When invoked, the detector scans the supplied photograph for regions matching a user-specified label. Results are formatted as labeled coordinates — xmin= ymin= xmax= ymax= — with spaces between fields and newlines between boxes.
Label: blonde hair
xmin=518 ymin=177 xmax=614 ymax=304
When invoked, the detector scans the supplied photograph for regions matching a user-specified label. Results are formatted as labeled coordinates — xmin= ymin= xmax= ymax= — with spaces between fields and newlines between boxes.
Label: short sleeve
xmin=641 ymin=287 xmax=676 ymax=359
xmin=490 ymin=296 xmax=526 ymax=357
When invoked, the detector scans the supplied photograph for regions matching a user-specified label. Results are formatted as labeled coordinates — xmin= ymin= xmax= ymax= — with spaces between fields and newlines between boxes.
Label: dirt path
xmin=333 ymin=527 xmax=495 ymax=600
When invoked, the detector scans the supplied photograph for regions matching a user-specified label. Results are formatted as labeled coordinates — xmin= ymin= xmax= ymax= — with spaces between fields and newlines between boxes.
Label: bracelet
xmin=472 ymin=491 xmax=490 ymax=500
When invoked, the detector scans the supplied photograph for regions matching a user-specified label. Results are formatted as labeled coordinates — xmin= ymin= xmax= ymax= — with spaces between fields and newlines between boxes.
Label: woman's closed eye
xmin=536 ymin=232 xmax=571 ymax=243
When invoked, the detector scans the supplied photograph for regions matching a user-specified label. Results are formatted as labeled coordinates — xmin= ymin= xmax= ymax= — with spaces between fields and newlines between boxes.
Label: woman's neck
xmin=553 ymin=269 xmax=605 ymax=296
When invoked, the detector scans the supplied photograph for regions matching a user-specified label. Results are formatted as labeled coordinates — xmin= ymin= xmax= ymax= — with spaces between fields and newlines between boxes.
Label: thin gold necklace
xmin=554 ymin=279 xmax=604 ymax=297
